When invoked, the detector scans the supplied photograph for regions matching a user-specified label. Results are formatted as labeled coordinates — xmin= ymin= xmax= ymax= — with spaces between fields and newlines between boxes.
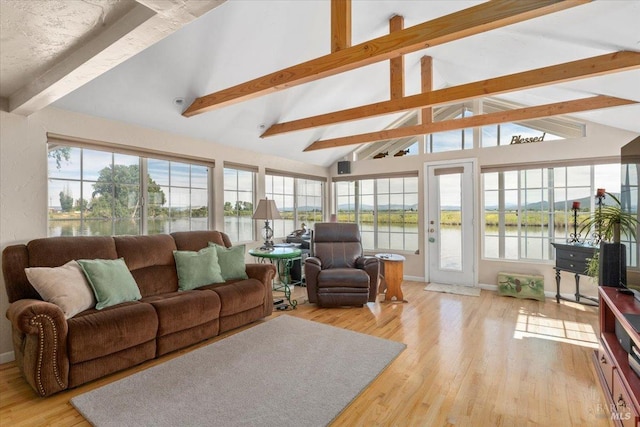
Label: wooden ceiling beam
xmin=331 ymin=0 xmax=351 ymax=52
xmin=262 ymin=51 xmax=640 ymax=137
xmin=420 ymin=55 xmax=433 ymax=125
xmin=183 ymin=0 xmax=588 ymax=117
xmin=303 ymin=95 xmax=636 ymax=151
xmin=389 ymin=15 xmax=404 ymax=99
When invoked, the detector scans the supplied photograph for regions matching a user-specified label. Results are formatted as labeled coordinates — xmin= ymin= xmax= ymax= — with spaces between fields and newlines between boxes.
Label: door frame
xmin=423 ymin=158 xmax=479 ymax=287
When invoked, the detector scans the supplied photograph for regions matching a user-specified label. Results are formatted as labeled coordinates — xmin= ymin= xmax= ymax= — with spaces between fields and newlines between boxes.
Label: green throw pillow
xmin=77 ymin=258 xmax=141 ymax=310
xmin=173 ymin=246 xmax=224 ymax=291
xmin=209 ymin=243 xmax=249 ymax=281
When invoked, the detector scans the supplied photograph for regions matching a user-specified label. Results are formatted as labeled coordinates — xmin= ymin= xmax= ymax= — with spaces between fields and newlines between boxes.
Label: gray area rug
xmin=425 ymin=283 xmax=481 ymax=297
xmin=71 ymin=315 xmax=405 ymax=427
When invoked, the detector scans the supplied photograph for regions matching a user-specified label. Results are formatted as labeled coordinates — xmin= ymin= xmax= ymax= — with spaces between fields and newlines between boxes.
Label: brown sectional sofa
xmin=2 ymin=230 xmax=276 ymax=397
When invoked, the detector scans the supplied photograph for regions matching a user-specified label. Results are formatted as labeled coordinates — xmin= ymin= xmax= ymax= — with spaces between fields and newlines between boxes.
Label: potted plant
xmin=579 ymin=192 xmax=639 ymax=285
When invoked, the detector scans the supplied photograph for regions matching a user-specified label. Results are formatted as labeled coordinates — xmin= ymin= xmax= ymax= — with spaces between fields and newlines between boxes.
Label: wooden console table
xmin=375 ymin=253 xmax=407 ymax=303
xmin=593 ymin=287 xmax=640 ymax=425
xmin=551 ymin=242 xmax=598 ymax=305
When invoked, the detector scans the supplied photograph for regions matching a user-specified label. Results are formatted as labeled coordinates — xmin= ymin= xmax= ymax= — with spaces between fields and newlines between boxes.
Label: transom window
xmin=354 ymin=97 xmax=585 ymax=159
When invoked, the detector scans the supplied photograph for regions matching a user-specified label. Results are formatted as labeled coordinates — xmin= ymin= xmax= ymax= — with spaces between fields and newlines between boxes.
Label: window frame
xmin=223 ymin=166 xmax=256 ymax=243
xmin=265 ymin=172 xmax=325 ymax=238
xmin=481 ymin=161 xmax=636 ymax=267
xmin=47 ymin=143 xmax=214 ymax=237
xmin=333 ymin=174 xmax=419 ymax=252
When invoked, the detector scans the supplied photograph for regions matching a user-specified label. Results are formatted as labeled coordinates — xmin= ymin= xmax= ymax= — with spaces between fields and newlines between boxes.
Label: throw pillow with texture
xmin=209 ymin=243 xmax=249 ymax=281
xmin=77 ymin=258 xmax=142 ymax=310
xmin=173 ymin=246 xmax=224 ymax=291
xmin=25 ymin=260 xmax=96 ymax=319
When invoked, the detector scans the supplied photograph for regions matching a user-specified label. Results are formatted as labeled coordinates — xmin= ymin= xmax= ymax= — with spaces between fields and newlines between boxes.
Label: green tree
xmin=48 ymin=147 xmax=72 ymax=170
xmin=74 ymin=198 xmax=89 ymax=212
xmin=89 ymin=164 xmax=166 ymax=219
xmin=59 ymin=186 xmax=73 ymax=212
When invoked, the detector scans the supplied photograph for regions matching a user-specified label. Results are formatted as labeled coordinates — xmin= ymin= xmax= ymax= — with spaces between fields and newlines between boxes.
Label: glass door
xmin=425 ymin=160 xmax=477 ymax=287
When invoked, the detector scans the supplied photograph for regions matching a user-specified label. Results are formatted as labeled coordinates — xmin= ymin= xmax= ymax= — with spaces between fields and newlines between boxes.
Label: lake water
xmin=48 ymin=218 xmax=572 ymax=262
xmin=49 ymin=218 xmax=209 ymax=236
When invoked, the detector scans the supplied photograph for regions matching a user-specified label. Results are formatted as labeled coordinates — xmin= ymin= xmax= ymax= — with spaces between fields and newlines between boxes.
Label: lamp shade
xmin=252 ymin=198 xmax=282 ymax=220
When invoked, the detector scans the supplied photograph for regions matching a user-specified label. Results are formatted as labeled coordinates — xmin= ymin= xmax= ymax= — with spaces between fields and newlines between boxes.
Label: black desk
xmin=551 ymin=242 xmax=598 ymax=305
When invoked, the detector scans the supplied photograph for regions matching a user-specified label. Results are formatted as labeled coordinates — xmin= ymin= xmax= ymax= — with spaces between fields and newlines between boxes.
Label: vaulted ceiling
xmin=2 ymin=0 xmax=639 ymax=167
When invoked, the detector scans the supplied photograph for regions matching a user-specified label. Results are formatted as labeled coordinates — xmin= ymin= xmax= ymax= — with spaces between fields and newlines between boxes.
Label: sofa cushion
xmin=24 ymin=260 xmax=96 ymax=319
xmin=209 ymin=243 xmax=249 ymax=281
xmin=27 ymin=236 xmax=118 ymax=267
xmin=173 ymin=247 xmax=224 ymax=291
xmin=77 ymin=258 xmax=142 ymax=310
xmin=172 ymin=230 xmax=231 ymax=251
xmin=200 ymin=279 xmax=266 ymax=316
xmin=67 ymin=301 xmax=158 ymax=364
xmin=142 ymin=290 xmax=221 ymax=337
xmin=114 ymin=235 xmax=178 ymax=296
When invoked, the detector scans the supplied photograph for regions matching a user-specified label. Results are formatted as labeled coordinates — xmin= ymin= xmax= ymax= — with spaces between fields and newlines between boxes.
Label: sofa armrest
xmin=245 ymin=263 xmax=276 ymax=284
xmin=6 ymin=299 xmax=69 ymax=396
xmin=304 ymin=257 xmax=322 ymax=303
xmin=356 ymin=256 xmax=380 ymax=302
xmin=245 ymin=263 xmax=277 ymax=316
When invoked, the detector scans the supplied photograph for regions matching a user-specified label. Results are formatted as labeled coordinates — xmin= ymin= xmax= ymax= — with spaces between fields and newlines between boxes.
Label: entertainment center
xmin=594 ymin=287 xmax=640 ymax=426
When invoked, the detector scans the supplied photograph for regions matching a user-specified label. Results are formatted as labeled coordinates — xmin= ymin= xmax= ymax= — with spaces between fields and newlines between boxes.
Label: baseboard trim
xmin=403 ymin=275 xmax=425 ymax=282
xmin=0 ymin=350 xmax=15 ymax=365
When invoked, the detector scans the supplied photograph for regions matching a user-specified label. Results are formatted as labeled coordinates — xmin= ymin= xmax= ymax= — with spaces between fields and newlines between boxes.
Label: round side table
xmin=249 ymin=247 xmax=301 ymax=308
xmin=375 ymin=253 xmax=407 ymax=303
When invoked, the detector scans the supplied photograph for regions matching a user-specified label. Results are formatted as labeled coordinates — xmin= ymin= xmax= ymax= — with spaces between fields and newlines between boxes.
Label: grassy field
xmin=51 ymin=209 xmax=591 ymax=228
xmin=337 ymin=210 xmax=590 ymax=227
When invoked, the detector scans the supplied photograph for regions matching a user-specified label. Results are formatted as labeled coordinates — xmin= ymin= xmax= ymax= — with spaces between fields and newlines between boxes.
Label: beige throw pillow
xmin=25 ymin=260 xmax=96 ymax=319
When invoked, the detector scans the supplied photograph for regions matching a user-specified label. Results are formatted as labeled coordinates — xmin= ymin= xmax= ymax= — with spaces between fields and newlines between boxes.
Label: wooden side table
xmin=375 ymin=253 xmax=407 ymax=303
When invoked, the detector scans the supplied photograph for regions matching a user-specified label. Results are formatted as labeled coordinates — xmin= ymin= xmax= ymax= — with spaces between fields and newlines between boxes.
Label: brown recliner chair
xmin=304 ymin=223 xmax=380 ymax=307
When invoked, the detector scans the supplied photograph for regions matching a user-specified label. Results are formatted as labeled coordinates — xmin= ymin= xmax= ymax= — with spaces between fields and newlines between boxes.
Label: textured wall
xmin=0 ymin=111 xmax=49 ymax=362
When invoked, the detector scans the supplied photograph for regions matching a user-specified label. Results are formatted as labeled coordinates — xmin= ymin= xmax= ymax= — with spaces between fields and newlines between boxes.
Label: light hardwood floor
xmin=0 ymin=282 xmax=613 ymax=426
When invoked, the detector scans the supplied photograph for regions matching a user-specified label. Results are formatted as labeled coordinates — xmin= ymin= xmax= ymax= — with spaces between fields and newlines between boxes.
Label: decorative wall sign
xmin=510 ymin=132 xmax=546 ymax=145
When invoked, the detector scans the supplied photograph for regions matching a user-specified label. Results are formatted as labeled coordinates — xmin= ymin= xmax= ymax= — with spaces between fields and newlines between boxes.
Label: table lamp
xmin=252 ymin=198 xmax=282 ymax=250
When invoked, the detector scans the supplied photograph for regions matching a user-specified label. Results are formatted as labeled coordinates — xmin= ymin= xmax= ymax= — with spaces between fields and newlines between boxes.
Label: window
xmin=265 ymin=173 xmax=324 ymax=238
xmin=147 ymin=160 xmax=209 ymax=233
xmin=48 ymin=145 xmax=211 ymax=237
xmin=375 ymin=177 xmax=419 ymax=251
xmin=265 ymin=174 xmax=294 ymax=238
xmin=223 ymin=167 xmax=255 ymax=242
xmin=335 ymin=181 xmax=356 ymax=222
xmin=334 ymin=176 xmax=418 ymax=252
xmin=621 ymin=160 xmax=639 ymax=268
xmin=354 ymin=98 xmax=584 ymax=158
xmin=482 ymin=163 xmax=636 ymax=266
xmin=296 ymin=178 xmax=323 ymax=229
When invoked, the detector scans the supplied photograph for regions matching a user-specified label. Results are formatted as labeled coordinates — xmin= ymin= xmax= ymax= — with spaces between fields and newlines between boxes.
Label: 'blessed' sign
xmin=510 ymin=133 xmax=546 ymax=145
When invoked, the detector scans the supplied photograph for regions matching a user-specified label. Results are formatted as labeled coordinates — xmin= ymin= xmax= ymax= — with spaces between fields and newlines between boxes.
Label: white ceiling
xmin=3 ymin=0 xmax=640 ymax=167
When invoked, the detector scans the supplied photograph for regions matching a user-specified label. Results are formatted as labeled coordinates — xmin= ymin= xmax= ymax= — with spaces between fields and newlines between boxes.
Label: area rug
xmin=424 ymin=283 xmax=481 ymax=297
xmin=71 ymin=315 xmax=406 ymax=427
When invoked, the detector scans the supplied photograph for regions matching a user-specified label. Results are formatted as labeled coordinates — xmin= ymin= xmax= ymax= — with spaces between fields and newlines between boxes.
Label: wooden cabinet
xmin=594 ymin=287 xmax=640 ymax=426
xmin=551 ymin=242 xmax=597 ymax=305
